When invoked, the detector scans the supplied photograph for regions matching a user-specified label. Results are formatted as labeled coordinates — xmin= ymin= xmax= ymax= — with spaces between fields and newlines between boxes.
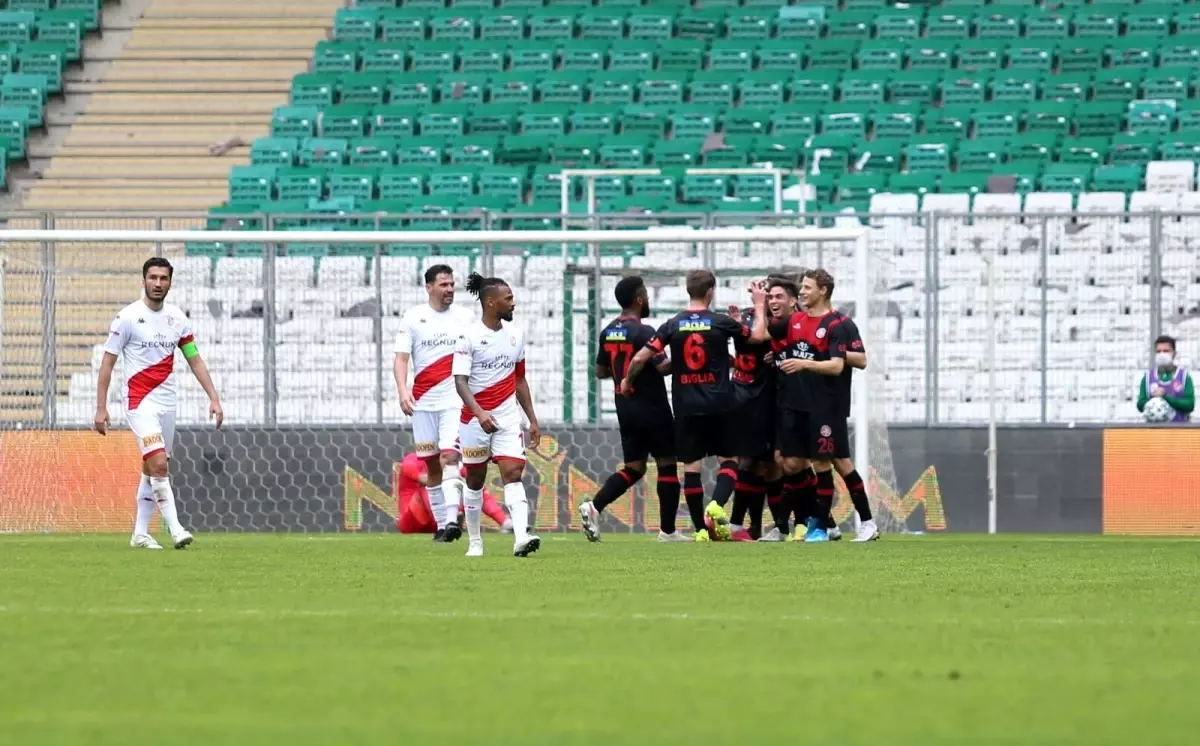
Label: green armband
xmin=180 ymin=341 xmax=199 ymax=359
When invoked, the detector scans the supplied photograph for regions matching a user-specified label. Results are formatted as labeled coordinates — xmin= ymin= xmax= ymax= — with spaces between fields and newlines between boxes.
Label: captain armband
xmin=180 ymin=341 xmax=199 ymax=359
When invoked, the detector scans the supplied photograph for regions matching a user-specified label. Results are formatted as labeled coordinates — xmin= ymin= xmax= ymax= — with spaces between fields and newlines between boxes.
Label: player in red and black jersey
xmin=749 ymin=269 xmax=853 ymax=543
xmin=718 ymin=275 xmax=799 ymax=540
xmin=580 ymin=276 xmax=688 ymax=543
xmin=825 ymin=309 xmax=880 ymax=542
xmin=623 ymin=269 xmax=747 ymax=540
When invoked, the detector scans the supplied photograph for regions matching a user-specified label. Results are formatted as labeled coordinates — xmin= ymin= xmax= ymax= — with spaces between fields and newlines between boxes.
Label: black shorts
xmin=734 ymin=393 xmax=776 ymax=461
xmin=617 ymin=408 xmax=676 ymax=464
xmin=675 ymin=411 xmax=738 ymax=464
xmin=776 ymin=409 xmax=851 ymax=461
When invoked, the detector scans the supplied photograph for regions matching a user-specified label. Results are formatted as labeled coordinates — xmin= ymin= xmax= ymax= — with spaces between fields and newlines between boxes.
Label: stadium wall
xmin=6 ymin=426 xmax=1196 ymax=535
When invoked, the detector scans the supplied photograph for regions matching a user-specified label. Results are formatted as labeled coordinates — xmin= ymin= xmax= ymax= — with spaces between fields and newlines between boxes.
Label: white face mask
xmin=1156 ymin=351 xmax=1175 ymax=368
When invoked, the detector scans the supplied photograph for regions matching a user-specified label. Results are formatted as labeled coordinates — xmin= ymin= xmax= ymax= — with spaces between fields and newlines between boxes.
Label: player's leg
xmin=412 ymin=412 xmax=450 ymax=540
xmin=650 ymin=416 xmax=688 ymax=542
xmin=459 ymin=420 xmax=491 ymax=557
xmin=493 ymin=427 xmax=539 ymax=557
xmin=134 ymin=409 xmax=191 ymax=549
xmin=760 ymin=449 xmax=790 ymax=541
xmin=480 ymin=489 xmax=511 ymax=530
xmin=729 ymin=457 xmax=757 ymax=529
xmin=580 ymin=416 xmax=648 ymax=542
xmin=675 ymin=417 xmax=708 ymax=537
xmin=703 ymin=413 xmax=740 ymax=540
xmin=437 ymin=409 xmax=466 ymax=537
xmin=130 ymin=465 xmax=160 ymax=549
xmin=834 ymin=427 xmax=879 ymax=542
xmin=801 ymin=415 xmax=839 ymax=543
xmin=776 ymin=410 xmax=815 ymax=541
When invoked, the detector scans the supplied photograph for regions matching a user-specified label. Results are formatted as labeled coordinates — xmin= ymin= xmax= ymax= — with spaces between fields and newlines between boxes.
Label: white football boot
xmin=171 ymin=530 xmax=194 ymax=549
xmin=579 ymin=501 xmax=601 ymax=542
xmin=656 ymin=530 xmax=693 ymax=542
xmin=130 ymin=534 xmax=162 ymax=550
xmin=852 ymin=520 xmax=880 ymax=542
xmin=513 ymin=535 xmax=541 ymax=557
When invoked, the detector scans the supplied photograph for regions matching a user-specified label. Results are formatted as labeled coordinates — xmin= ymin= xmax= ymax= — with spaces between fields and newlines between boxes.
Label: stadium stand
xmin=26 ymin=0 xmax=1200 ymax=424
xmin=1 ymin=0 xmax=342 ymax=422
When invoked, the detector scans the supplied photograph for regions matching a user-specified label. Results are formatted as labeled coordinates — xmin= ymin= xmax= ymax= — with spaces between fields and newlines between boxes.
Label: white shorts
xmin=459 ymin=416 xmax=525 ymax=466
xmin=127 ymin=406 xmax=176 ymax=461
xmin=411 ymin=408 xmax=461 ymax=460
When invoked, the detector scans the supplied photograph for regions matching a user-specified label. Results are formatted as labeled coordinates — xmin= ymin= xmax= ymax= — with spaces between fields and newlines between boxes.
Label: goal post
xmin=0 ymin=225 xmax=911 ymax=535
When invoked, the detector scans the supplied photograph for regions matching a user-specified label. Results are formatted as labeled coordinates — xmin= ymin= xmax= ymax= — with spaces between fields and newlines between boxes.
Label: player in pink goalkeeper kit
xmin=454 ymin=273 xmax=541 ymax=559
xmin=95 ymin=258 xmax=223 ymax=550
xmin=393 ymin=263 xmax=474 ymax=543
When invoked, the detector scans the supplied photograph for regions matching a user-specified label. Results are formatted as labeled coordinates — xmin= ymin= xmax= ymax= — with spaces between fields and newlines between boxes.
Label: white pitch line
xmin=0 ymin=605 xmax=1193 ymax=627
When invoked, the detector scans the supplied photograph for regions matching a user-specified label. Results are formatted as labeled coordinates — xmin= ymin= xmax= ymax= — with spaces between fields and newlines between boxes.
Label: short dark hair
xmin=1155 ymin=335 xmax=1177 ymax=351
xmin=142 ymin=257 xmax=173 ymax=279
xmin=465 ymin=272 xmax=508 ymax=302
xmin=614 ymin=276 xmax=646 ymax=310
xmin=802 ymin=268 xmax=835 ymax=299
xmin=424 ymin=264 xmax=453 ymax=285
xmin=767 ymin=278 xmax=799 ymax=299
xmin=685 ymin=269 xmax=716 ymax=300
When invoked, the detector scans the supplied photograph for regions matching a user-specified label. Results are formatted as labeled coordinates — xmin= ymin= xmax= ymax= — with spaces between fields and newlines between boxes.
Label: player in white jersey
xmin=453 ymin=273 xmax=541 ymax=558
xmin=393 ymin=264 xmax=473 ymax=543
xmin=94 ymin=258 xmax=224 ymax=550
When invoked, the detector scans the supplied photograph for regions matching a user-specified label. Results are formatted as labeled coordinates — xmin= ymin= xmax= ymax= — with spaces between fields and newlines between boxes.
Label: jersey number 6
xmin=683 ymin=333 xmax=707 ymax=371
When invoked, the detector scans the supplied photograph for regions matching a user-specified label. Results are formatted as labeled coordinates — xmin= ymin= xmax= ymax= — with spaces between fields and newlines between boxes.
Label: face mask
xmin=1156 ymin=352 xmax=1174 ymax=368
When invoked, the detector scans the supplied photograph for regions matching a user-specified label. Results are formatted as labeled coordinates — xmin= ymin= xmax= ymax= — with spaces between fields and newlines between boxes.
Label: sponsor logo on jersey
xmin=478 ymin=359 xmax=517 ymax=371
xmin=142 ymin=434 xmax=164 ymax=447
xmin=820 ymin=425 xmax=832 ymax=438
xmin=678 ymin=318 xmax=713 ymax=332
xmin=462 ymin=446 xmax=490 ymax=460
xmin=414 ymin=440 xmax=437 ymax=454
xmin=417 ymin=335 xmax=458 ymax=348
xmin=166 ymin=316 xmax=176 ymax=328
xmin=604 ymin=329 xmax=628 ymax=342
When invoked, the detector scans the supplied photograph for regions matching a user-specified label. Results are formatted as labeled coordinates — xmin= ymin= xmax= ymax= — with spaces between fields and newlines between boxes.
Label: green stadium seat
xmin=379 ymin=12 xmax=425 ymax=42
xmin=888 ymin=70 xmax=939 ymax=103
xmin=874 ymin=11 xmax=921 ymax=40
xmin=488 ymin=75 xmax=533 ymax=104
xmin=1125 ymin=9 xmax=1170 ymax=38
xmin=519 ymin=105 xmax=568 ymax=135
xmin=788 ymin=72 xmax=838 ymax=104
xmin=448 ymin=138 xmax=498 ymax=165
xmin=675 ymin=8 xmax=724 ymax=40
xmin=314 ymin=42 xmax=358 ymax=75
xmin=1176 ymin=103 xmax=1200 ymax=133
xmin=1042 ymin=72 xmax=1089 ymax=102
xmin=36 ymin=12 xmax=82 ymax=61
xmin=459 ymin=43 xmax=507 ymax=74
xmin=361 ymin=42 xmax=409 ymax=72
xmin=941 ymin=77 xmax=985 ymax=105
xmin=1109 ymin=133 xmax=1158 ymax=166
xmin=610 ymin=41 xmax=654 ymax=72
xmin=1127 ymin=100 xmax=1175 ymax=135
xmin=1007 ymin=44 xmax=1054 ymax=72
xmin=1073 ymin=9 xmax=1119 ymax=39
xmin=379 ymin=168 xmax=426 ymax=201
xmin=689 ymin=73 xmax=735 ymax=105
xmin=808 ymin=40 xmax=857 ymax=70
xmin=973 ymin=107 xmax=1020 ymax=138
xmin=991 ymin=75 xmax=1038 ymax=103
xmin=738 ymin=75 xmax=785 ymax=107
xmin=651 ymin=139 xmax=703 ymax=167
xmin=272 ymin=106 xmax=320 ymax=138
xmin=956 ymin=138 xmax=1007 ymax=172
xmin=837 ymin=171 xmax=888 ymax=206
xmin=551 ymin=134 xmax=601 ymax=166
xmin=856 ymin=139 xmax=904 ymax=172
xmin=53 ymin=0 xmax=99 ymax=31
xmin=627 ymin=12 xmax=673 ymax=41
xmin=957 ymin=41 xmax=1004 ymax=70
xmin=821 ymin=111 xmax=866 ymax=137
xmin=856 ymin=41 xmax=904 ymax=71
xmin=906 ymin=142 xmax=951 ymax=173
xmin=682 ymin=173 xmax=729 ymax=203
xmin=923 ymin=107 xmax=969 ymax=137
xmin=775 ymin=11 xmax=822 ymax=40
xmin=974 ymin=10 xmax=1021 ymax=40
xmin=1027 ymin=101 xmax=1075 ymax=136
xmin=839 ymin=76 xmax=885 ymax=103
xmin=578 ymin=10 xmax=625 ymax=40
xmin=527 ymin=11 xmax=574 ymax=41
xmin=430 ymin=12 xmax=477 ymax=41
xmin=598 ymin=135 xmax=650 ymax=167
xmin=330 ymin=168 xmax=378 ymax=202
xmin=659 ymin=39 xmax=705 ymax=71
xmin=638 ymin=75 xmax=686 ymax=106
xmin=939 ymin=172 xmax=989 ymax=196
xmin=334 ymin=9 xmax=379 ymax=42
xmin=558 ymin=41 xmax=605 ymax=72
xmin=926 ymin=12 xmax=971 ymax=40
xmin=420 ymin=109 xmax=467 ymax=137
xmin=479 ymin=13 xmax=523 ymax=41
xmin=429 ymin=170 xmax=477 ymax=199
xmin=726 ymin=10 xmax=774 ymax=40
xmin=569 ymin=106 xmax=616 ymax=135
xmin=1141 ymin=69 xmax=1190 ymax=100
xmin=371 ymin=105 xmax=418 ymax=137
xmin=1010 ymin=132 xmax=1060 ymax=161
xmin=887 ymin=171 xmax=938 ymax=196
xmin=290 ymin=73 xmax=337 ymax=107
xmin=1059 ymin=41 xmax=1105 ymax=72
xmin=300 ymin=138 xmax=348 ymax=167
xmin=909 ymin=41 xmax=955 ymax=71
xmin=251 ymin=137 xmax=299 ymax=166
xmin=709 ymin=40 xmax=754 ymax=72
xmin=770 ymin=106 xmax=818 ymax=137
xmin=340 ymin=72 xmax=388 ymax=105
xmin=230 ymin=165 xmax=276 ymax=203
xmin=1024 ymin=12 xmax=1069 ymax=39
xmin=0 ymin=12 xmax=35 ymax=43
xmin=591 ymin=73 xmax=637 ymax=105
xmin=619 ymin=106 xmax=668 ymax=136
xmin=1159 ymin=38 xmax=1200 ymax=67
xmin=1059 ymin=137 xmax=1107 ymax=166
xmin=1038 ymin=163 xmax=1090 ymax=192
xmin=277 ymin=167 xmax=325 ymax=201
xmin=630 ymin=172 xmax=678 ymax=199
xmin=350 ymin=137 xmax=399 ymax=166
xmin=671 ymin=109 xmax=717 ymax=139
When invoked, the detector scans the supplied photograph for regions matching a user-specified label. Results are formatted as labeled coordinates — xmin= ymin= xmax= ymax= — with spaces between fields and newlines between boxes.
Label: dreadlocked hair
xmin=465 ymin=272 xmax=507 ymax=301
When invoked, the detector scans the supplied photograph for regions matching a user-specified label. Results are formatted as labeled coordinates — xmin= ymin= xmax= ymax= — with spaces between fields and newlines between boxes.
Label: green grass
xmin=1 ymin=534 xmax=1198 ymax=744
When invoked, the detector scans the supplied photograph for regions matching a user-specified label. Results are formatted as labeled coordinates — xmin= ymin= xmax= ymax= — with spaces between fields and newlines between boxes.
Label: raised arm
xmin=748 ymin=282 xmax=771 ymax=343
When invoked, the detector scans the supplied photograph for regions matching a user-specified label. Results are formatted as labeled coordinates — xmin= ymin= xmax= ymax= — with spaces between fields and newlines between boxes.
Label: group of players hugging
xmin=579 ymin=268 xmax=881 ymax=544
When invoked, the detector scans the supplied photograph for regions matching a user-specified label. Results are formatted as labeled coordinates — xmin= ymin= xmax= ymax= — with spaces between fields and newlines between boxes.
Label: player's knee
xmin=780 ymin=456 xmax=805 ymax=474
xmin=145 ymin=452 xmax=169 ymax=478
xmin=440 ymin=450 xmax=460 ymax=468
xmin=425 ymin=458 xmax=444 ymax=482
xmin=812 ymin=460 xmax=833 ymax=473
xmin=498 ymin=462 xmax=524 ymax=484
xmin=620 ymin=466 xmax=645 ymax=485
xmin=464 ymin=466 xmax=487 ymax=490
xmin=833 ymin=457 xmax=853 ymax=476
xmin=683 ymin=460 xmax=702 ymax=474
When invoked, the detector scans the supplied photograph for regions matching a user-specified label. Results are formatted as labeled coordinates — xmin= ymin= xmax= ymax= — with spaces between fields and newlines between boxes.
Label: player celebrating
xmin=622 ymin=269 xmax=748 ymax=541
xmin=453 ymin=273 xmax=542 ymax=558
xmin=580 ymin=276 xmax=686 ymax=543
xmin=94 ymin=258 xmax=223 ymax=550
xmin=749 ymin=270 xmax=852 ymax=542
xmin=394 ymin=264 xmax=473 ymax=543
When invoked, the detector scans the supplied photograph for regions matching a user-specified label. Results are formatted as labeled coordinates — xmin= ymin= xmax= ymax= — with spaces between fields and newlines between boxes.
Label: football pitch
xmin=1 ymin=534 xmax=1197 ymax=745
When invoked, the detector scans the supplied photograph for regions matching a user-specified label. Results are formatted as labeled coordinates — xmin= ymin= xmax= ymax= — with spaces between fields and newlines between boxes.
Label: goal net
xmin=0 ymin=224 xmax=909 ymax=535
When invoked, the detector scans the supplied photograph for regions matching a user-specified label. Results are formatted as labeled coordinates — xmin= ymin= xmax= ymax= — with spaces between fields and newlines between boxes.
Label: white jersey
xmin=394 ymin=303 xmax=473 ymax=412
xmin=452 ymin=321 xmax=526 ymax=425
xmin=103 ymin=299 xmax=193 ymax=412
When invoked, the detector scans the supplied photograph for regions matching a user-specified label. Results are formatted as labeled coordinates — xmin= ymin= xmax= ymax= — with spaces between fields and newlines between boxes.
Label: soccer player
xmin=579 ymin=276 xmax=687 ymax=542
xmin=748 ymin=269 xmax=851 ymax=543
xmin=94 ymin=257 xmax=223 ymax=550
xmin=394 ymin=264 xmax=473 ymax=543
xmin=454 ymin=273 xmax=542 ymax=558
xmin=396 ymin=452 xmax=512 ymax=534
xmin=826 ymin=303 xmax=881 ymax=542
xmin=621 ymin=269 xmax=747 ymax=541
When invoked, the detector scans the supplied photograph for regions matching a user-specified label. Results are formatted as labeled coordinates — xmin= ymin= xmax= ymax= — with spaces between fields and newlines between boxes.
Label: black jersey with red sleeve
xmin=833 ymin=316 xmax=864 ymax=418
xmin=767 ymin=309 xmax=852 ymax=412
xmin=596 ymin=315 xmax=670 ymax=416
xmin=650 ymin=309 xmax=748 ymax=415
xmin=732 ymin=309 xmax=773 ymax=403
